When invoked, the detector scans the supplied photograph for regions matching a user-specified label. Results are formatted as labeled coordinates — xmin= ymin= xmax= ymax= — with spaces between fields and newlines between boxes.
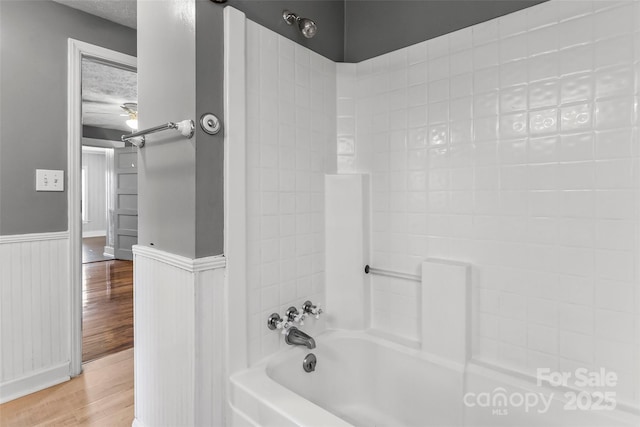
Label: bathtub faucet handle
xmin=286 ymin=306 xmax=299 ymax=322
xmin=267 ymin=313 xmax=291 ymax=333
xmin=302 ymin=300 xmax=323 ymax=319
xmin=286 ymin=306 xmax=307 ymax=325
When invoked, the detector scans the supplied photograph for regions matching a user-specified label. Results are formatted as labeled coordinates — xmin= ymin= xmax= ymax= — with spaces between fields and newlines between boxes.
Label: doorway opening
xmin=68 ymin=40 xmax=137 ymax=372
xmin=80 ymin=55 xmax=137 ymax=363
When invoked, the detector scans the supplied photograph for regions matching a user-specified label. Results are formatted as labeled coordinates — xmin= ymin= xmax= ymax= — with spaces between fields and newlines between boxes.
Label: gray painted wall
xmin=0 ymin=0 xmax=136 ymax=235
xmin=195 ymin=1 xmax=225 ymax=257
xmin=230 ymin=0 xmax=345 ymax=61
xmin=344 ymin=0 xmax=547 ymax=62
xmin=137 ymin=0 xmax=198 ymax=258
xmin=138 ymin=0 xmax=227 ymax=258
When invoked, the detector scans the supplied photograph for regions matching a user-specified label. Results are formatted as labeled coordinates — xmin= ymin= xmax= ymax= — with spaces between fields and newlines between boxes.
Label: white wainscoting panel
xmin=81 ymin=149 xmax=107 ymax=236
xmin=0 ymin=232 xmax=71 ymax=403
xmin=133 ymin=245 xmax=226 ymax=427
xmin=195 ymin=266 xmax=226 ymax=426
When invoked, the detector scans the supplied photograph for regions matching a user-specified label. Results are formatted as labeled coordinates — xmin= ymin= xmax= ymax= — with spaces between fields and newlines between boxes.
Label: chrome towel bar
xmin=364 ymin=265 xmax=421 ymax=282
xmin=121 ymin=119 xmax=195 ymax=148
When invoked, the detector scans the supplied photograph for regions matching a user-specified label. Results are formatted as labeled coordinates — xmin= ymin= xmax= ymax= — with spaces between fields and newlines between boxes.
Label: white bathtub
xmin=230 ymin=330 xmax=639 ymax=427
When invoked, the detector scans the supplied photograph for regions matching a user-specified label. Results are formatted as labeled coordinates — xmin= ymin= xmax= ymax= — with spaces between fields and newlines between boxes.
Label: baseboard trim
xmin=132 ymin=418 xmax=145 ymax=427
xmin=104 ymin=245 xmax=114 ymax=257
xmin=0 ymin=362 xmax=70 ymax=404
xmin=133 ymin=245 xmax=226 ymax=272
xmin=82 ymin=230 xmax=106 ymax=238
xmin=0 ymin=231 xmax=69 ymax=244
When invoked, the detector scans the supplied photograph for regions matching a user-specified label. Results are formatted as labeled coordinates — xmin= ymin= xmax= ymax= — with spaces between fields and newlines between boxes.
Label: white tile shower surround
xmin=338 ymin=0 xmax=640 ymax=406
xmin=245 ymin=20 xmax=337 ymax=365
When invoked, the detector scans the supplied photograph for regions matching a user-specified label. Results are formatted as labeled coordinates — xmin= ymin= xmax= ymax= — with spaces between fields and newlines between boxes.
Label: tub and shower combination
xmin=222 ymin=0 xmax=640 ymax=424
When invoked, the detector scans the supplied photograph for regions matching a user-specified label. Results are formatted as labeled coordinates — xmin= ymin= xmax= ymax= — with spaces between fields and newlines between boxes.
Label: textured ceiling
xmin=50 ymin=1 xmax=138 ymax=132
xmin=51 ymin=0 xmax=137 ymax=29
xmin=82 ymin=58 xmax=137 ymax=132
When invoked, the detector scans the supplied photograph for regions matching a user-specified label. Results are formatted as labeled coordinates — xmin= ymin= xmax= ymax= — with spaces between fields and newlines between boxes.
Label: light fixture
xmin=121 ymin=102 xmax=138 ymax=130
xmin=283 ymin=10 xmax=317 ymax=39
xmin=126 ymin=118 xmax=138 ymax=130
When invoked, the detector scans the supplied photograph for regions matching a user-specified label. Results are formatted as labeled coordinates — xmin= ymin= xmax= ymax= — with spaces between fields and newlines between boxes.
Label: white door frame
xmin=67 ymin=39 xmax=137 ymax=375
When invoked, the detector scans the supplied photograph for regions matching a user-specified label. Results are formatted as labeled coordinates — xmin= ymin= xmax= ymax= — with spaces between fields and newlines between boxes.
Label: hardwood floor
xmin=83 ymin=260 xmax=134 ymax=363
xmin=0 ymin=349 xmax=134 ymax=426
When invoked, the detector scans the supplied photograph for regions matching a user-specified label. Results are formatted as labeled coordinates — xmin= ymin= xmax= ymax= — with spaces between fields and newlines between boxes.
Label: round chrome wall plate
xmin=200 ymin=113 xmax=221 ymax=135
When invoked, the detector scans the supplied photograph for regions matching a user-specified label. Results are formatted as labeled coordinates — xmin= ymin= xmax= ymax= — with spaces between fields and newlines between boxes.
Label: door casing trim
xmin=67 ymin=39 xmax=136 ymax=375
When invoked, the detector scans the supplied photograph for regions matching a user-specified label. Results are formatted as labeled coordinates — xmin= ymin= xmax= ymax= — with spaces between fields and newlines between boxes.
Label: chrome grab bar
xmin=364 ymin=264 xmax=421 ymax=282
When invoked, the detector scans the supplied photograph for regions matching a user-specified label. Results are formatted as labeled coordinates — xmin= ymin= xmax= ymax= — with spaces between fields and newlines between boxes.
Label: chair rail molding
xmin=0 ymin=231 xmax=70 ymax=244
xmin=132 ymin=245 xmax=226 ymax=272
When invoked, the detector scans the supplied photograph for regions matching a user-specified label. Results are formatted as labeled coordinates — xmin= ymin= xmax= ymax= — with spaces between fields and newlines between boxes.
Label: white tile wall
xmin=245 ymin=21 xmax=336 ymax=365
xmin=338 ymin=0 xmax=640 ymax=405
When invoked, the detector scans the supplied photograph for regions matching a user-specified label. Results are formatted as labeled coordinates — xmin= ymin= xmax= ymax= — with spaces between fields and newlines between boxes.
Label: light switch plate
xmin=36 ymin=169 xmax=64 ymax=192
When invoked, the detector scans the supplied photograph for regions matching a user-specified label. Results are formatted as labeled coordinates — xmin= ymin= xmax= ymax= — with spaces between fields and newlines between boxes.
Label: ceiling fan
xmin=81 ymin=99 xmax=138 ymax=131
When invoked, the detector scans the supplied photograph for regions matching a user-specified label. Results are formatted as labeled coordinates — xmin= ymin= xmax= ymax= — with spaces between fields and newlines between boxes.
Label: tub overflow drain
xmin=303 ymin=353 xmax=317 ymax=373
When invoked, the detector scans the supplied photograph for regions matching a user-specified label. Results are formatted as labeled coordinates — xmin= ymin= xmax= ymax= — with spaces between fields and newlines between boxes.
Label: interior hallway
xmin=0 ymin=349 xmax=134 ymax=426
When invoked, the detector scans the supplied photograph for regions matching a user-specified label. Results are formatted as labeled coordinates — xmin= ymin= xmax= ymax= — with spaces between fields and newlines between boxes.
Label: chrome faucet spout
xmin=284 ymin=327 xmax=316 ymax=349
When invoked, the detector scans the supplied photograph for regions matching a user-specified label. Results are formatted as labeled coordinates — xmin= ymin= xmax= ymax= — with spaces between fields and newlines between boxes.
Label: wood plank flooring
xmin=83 ymin=260 xmax=133 ymax=363
xmin=0 ymin=349 xmax=134 ymax=426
